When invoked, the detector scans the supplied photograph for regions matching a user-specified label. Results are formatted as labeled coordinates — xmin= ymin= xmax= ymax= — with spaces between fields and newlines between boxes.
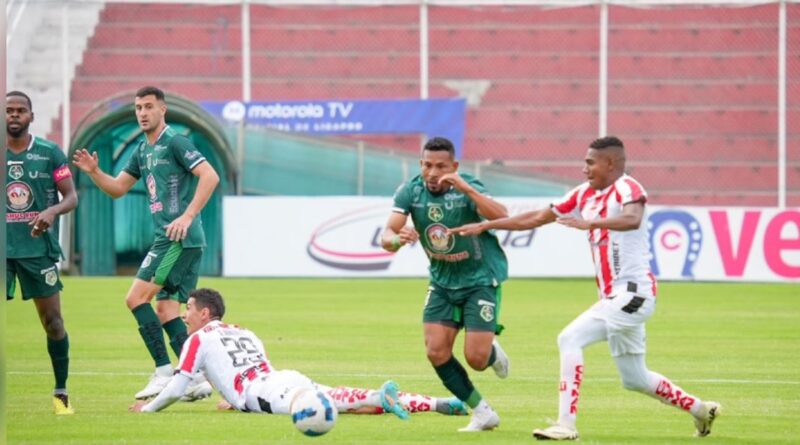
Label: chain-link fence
xmin=7 ymin=0 xmax=799 ymax=207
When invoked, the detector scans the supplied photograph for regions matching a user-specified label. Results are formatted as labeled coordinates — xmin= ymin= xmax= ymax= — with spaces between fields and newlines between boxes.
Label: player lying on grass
xmin=130 ymin=288 xmax=469 ymax=418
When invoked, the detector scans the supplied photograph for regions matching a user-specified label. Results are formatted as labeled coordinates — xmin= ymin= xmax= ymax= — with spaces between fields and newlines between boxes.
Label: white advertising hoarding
xmin=223 ymin=196 xmax=799 ymax=282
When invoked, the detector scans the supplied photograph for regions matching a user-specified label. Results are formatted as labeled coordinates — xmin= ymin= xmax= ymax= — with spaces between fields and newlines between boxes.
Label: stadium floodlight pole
xmin=598 ymin=0 xmax=608 ymax=137
xmin=60 ymin=1 xmax=73 ymax=270
xmin=239 ymin=0 xmax=252 ymax=195
xmin=241 ymin=0 xmax=252 ymax=103
xmin=778 ymin=0 xmax=787 ymax=209
xmin=419 ymin=0 xmax=429 ymax=99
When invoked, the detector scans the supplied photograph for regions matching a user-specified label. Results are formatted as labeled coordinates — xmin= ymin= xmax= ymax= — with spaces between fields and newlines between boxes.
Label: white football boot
xmin=491 ymin=338 xmax=510 ymax=379
xmin=458 ymin=404 xmax=500 ymax=432
xmin=693 ymin=401 xmax=722 ymax=437
xmin=135 ymin=373 xmax=171 ymax=400
xmin=181 ymin=373 xmax=214 ymax=402
xmin=533 ymin=424 xmax=579 ymax=441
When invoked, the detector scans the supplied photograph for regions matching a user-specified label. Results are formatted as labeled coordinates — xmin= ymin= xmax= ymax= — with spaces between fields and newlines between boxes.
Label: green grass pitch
xmin=6 ymin=277 xmax=800 ymax=444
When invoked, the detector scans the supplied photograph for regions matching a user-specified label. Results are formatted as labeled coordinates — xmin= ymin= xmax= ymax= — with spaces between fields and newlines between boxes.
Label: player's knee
xmin=620 ymin=375 xmax=649 ymax=392
xmin=464 ymin=350 xmax=490 ymax=371
xmin=557 ymin=330 xmax=578 ymax=350
xmin=43 ymin=314 xmax=65 ymax=338
xmin=426 ymin=346 xmax=451 ymax=366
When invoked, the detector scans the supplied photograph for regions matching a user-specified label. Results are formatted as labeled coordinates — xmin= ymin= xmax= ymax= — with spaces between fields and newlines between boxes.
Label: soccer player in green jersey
xmin=380 ymin=136 xmax=511 ymax=432
xmin=72 ymin=86 xmax=219 ymax=400
xmin=6 ymin=91 xmax=78 ymax=414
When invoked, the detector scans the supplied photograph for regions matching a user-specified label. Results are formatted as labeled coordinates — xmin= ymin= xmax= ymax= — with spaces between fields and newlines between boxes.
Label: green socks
xmin=47 ymin=334 xmax=70 ymax=390
xmin=162 ymin=317 xmax=189 ymax=358
xmin=434 ymin=356 xmax=483 ymax=408
xmin=132 ymin=304 xmax=171 ymax=367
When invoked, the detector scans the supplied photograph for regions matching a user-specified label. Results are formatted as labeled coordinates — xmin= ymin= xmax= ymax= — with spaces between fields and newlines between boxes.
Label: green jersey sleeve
xmin=170 ymin=135 xmax=206 ymax=172
xmin=122 ymin=145 xmax=142 ymax=179
xmin=392 ymin=181 xmax=413 ymax=215
xmin=465 ymin=175 xmax=488 ymax=213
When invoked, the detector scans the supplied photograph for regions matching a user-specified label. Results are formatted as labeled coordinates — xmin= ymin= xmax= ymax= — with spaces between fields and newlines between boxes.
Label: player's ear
xmin=30 ymin=111 xmax=34 ymax=123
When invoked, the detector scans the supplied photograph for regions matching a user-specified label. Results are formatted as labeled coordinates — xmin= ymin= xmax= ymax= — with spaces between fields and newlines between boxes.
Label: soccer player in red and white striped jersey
xmin=130 ymin=288 xmax=469 ymax=418
xmin=450 ymin=136 xmax=721 ymax=440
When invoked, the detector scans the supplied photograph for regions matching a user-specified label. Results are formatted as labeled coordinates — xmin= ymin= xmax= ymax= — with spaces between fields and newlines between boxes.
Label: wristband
xmin=391 ymin=235 xmax=402 ymax=249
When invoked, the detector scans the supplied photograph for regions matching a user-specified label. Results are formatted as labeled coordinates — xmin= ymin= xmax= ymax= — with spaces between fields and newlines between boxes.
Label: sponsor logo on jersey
xmin=26 ymin=153 xmax=49 ymax=161
xmin=9 ymin=164 xmax=24 ymax=180
xmin=146 ymin=174 xmax=158 ymax=202
xmin=7 ymin=181 xmax=34 ymax=211
xmin=427 ymin=204 xmax=443 ymax=222
xmin=425 ymin=223 xmax=454 ymax=254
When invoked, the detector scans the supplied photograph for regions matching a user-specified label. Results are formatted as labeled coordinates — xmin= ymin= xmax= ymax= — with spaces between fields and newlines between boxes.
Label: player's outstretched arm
xmin=130 ymin=374 xmax=192 ymax=413
xmin=72 ymin=149 xmax=137 ymax=198
xmin=381 ymin=212 xmax=418 ymax=252
xmin=558 ymin=201 xmax=644 ymax=232
xmin=450 ymin=207 xmax=557 ymax=236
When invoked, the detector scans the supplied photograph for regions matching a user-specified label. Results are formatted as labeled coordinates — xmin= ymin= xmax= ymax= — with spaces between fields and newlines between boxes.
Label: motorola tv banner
xmin=202 ymin=98 xmax=467 ymax=157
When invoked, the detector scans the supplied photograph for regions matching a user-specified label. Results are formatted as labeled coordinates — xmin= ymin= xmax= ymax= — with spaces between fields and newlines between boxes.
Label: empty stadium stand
xmin=51 ymin=2 xmax=799 ymax=206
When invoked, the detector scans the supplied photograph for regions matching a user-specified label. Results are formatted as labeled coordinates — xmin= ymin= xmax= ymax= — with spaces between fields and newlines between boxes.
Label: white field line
xmin=6 ymin=371 xmax=800 ymax=385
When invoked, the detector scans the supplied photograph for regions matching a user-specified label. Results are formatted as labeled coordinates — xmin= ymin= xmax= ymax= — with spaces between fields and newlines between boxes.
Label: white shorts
xmin=586 ymin=291 xmax=656 ymax=357
xmin=243 ymin=369 xmax=321 ymax=414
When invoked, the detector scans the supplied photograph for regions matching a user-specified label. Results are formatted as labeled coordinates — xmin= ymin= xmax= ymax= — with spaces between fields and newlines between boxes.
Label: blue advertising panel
xmin=201 ymin=98 xmax=467 ymax=157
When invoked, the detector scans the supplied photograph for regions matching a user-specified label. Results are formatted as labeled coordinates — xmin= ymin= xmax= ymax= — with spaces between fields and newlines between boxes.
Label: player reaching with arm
xmin=129 ymin=288 xmax=469 ymax=418
xmin=6 ymin=91 xmax=78 ymax=414
xmin=450 ymin=136 xmax=721 ymax=440
xmin=72 ymin=86 xmax=220 ymax=401
xmin=380 ymin=136 xmax=511 ymax=432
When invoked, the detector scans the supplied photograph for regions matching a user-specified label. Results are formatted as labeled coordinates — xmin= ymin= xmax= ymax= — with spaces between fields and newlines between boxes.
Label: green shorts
xmin=136 ymin=239 xmax=203 ymax=304
xmin=422 ymin=284 xmax=503 ymax=333
xmin=6 ymin=257 xmax=63 ymax=300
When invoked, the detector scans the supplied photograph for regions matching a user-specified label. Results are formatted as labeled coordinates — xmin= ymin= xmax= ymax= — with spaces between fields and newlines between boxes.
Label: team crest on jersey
xmin=9 ymin=164 xmax=24 ymax=180
xmin=428 ymin=204 xmax=444 ymax=222
xmin=425 ymin=223 xmax=455 ymax=253
xmin=44 ymin=269 xmax=58 ymax=286
xmin=479 ymin=302 xmax=495 ymax=322
xmin=7 ymin=181 xmax=34 ymax=211
xmin=142 ymin=251 xmax=158 ymax=268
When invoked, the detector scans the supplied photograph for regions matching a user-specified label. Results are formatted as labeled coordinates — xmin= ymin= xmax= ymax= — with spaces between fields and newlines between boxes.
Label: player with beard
xmin=6 ymin=91 xmax=78 ymax=414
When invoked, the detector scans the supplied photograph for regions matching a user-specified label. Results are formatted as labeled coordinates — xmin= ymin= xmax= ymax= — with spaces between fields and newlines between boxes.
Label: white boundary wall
xmin=223 ymin=196 xmax=800 ymax=282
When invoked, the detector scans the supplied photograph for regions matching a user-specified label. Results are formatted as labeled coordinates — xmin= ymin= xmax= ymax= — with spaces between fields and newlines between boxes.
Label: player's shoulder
xmin=32 ymin=136 xmax=62 ymax=154
xmin=394 ymin=174 xmax=423 ymax=194
xmin=458 ymin=172 xmax=484 ymax=187
xmin=615 ymin=174 xmax=647 ymax=193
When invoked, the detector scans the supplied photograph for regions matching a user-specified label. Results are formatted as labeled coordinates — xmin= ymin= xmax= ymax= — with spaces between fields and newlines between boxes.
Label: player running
xmin=381 ymin=136 xmax=510 ymax=432
xmin=130 ymin=288 xmax=469 ymax=418
xmin=450 ymin=136 xmax=721 ymax=440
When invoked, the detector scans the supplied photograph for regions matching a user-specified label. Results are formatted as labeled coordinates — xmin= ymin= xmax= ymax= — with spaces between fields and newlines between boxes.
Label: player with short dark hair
xmin=72 ymin=86 xmax=220 ymax=400
xmin=6 ymin=90 xmax=78 ymax=414
xmin=381 ymin=136 xmax=511 ymax=432
xmin=129 ymin=288 xmax=470 ymax=418
xmin=451 ymin=136 xmax=721 ymax=440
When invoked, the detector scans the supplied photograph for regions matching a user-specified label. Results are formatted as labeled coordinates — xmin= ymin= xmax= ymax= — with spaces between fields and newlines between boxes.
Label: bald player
xmin=450 ymin=136 xmax=721 ymax=441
